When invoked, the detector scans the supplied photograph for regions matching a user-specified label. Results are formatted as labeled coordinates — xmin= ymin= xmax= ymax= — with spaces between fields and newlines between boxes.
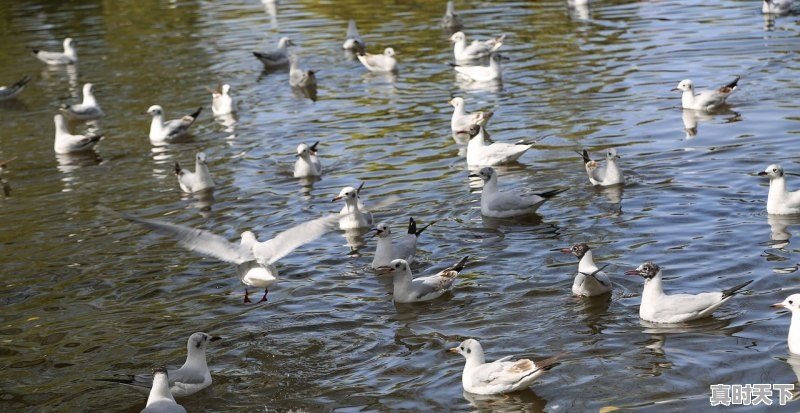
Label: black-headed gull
xmin=31 ymin=37 xmax=77 ymax=65
xmin=449 ymin=31 xmax=505 ymax=61
xmin=61 ymin=83 xmax=103 ymax=120
xmin=119 ymin=212 xmax=339 ymax=303
xmin=579 ymin=148 xmax=624 ymax=186
xmin=175 ymin=152 xmax=215 ymax=193
xmin=772 ymin=294 xmax=800 ymax=354
xmin=53 ymin=114 xmax=102 ymax=154
xmin=357 ymin=48 xmax=397 ymax=73
xmin=558 ymin=243 xmax=612 ymax=296
xmin=145 ymin=105 xmax=202 ymax=145
xmin=207 ymin=84 xmax=234 ymax=116
xmin=466 ymin=125 xmax=533 ymax=166
xmin=288 ymin=55 xmax=317 ymax=88
xmin=342 ymin=20 xmax=365 ymax=52
xmin=763 ymin=0 xmax=793 ymax=14
xmin=449 ymin=97 xmax=493 ymax=133
xmin=104 ymin=333 xmax=220 ymax=398
xmin=140 ymin=368 xmax=186 ymax=413
xmin=625 ymin=262 xmax=753 ymax=323
xmin=377 ymin=256 xmax=467 ymax=303
xmin=253 ymin=37 xmax=294 ymax=68
xmin=441 ymin=1 xmax=463 ymax=30
xmin=672 ymin=77 xmax=739 ymax=111
xmin=449 ymin=339 xmax=560 ymax=395
xmin=758 ymin=164 xmax=800 ymax=215
xmin=451 ymin=53 xmax=502 ymax=82
xmin=294 ymin=142 xmax=322 ymax=178
xmin=0 ymin=75 xmax=31 ymax=101
xmin=470 ymin=167 xmax=567 ymax=218
xmin=370 ymin=217 xmax=434 ymax=269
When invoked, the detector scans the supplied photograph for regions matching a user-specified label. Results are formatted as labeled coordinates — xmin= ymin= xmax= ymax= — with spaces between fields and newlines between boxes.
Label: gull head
xmin=376 ymin=258 xmax=409 ymax=275
xmin=448 ymin=338 xmax=484 ymax=361
xmin=63 ymin=37 xmax=75 ymax=49
xmin=449 ymin=32 xmax=466 ymax=43
xmin=296 ymin=143 xmax=311 ymax=158
xmin=606 ymin=148 xmax=620 ymax=160
xmin=448 ymin=96 xmax=465 ymax=108
xmin=278 ymin=37 xmax=295 ymax=48
xmin=673 ymin=79 xmax=693 ymax=92
xmin=560 ymin=243 xmax=590 ymax=259
xmin=371 ymin=222 xmax=391 ymax=238
xmin=187 ymin=332 xmax=221 ymax=353
xmin=221 ymin=84 xmax=231 ymax=95
xmin=758 ymin=164 xmax=783 ymax=179
xmin=145 ymin=105 xmax=164 ymax=116
xmin=469 ymin=166 xmax=495 ymax=182
xmin=196 ymin=152 xmax=207 ymax=164
xmin=332 ymin=186 xmax=358 ymax=203
xmin=384 ymin=48 xmax=396 ymax=57
xmin=625 ymin=261 xmax=660 ymax=280
xmin=772 ymin=294 xmax=800 ymax=313
xmin=83 ymin=83 xmax=94 ymax=96
xmin=54 ymin=113 xmax=65 ymax=125
xmin=466 ymin=124 xmax=482 ymax=139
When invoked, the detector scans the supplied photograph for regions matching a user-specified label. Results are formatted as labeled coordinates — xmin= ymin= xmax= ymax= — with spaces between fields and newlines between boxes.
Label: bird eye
xmin=774 ymin=168 xmax=778 ymax=172
xmin=460 ymin=346 xmax=464 ymax=351
xmin=790 ymin=300 xmax=794 ymax=305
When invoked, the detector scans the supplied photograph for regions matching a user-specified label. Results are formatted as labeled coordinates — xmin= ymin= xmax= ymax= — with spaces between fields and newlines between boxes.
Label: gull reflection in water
xmin=463 ymin=388 xmax=548 ymax=413
xmin=767 ymin=215 xmax=800 ymax=249
xmin=292 ymin=84 xmax=318 ymax=102
xmin=56 ymin=151 xmax=102 ymax=191
xmin=567 ymin=0 xmax=591 ymax=20
xmin=214 ymin=113 xmax=237 ymax=140
xmin=185 ymin=188 xmax=215 ymax=218
xmin=342 ymin=227 xmax=370 ymax=255
xmin=455 ymin=75 xmax=502 ymax=93
xmin=41 ymin=64 xmax=79 ymax=98
xmin=681 ymin=108 xmax=740 ymax=140
xmin=262 ymin=0 xmax=278 ymax=28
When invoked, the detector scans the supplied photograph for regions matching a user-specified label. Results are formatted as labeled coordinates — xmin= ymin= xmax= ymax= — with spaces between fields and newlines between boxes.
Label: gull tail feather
xmin=174 ymin=161 xmax=183 ymax=175
xmin=721 ymin=279 xmax=753 ymax=299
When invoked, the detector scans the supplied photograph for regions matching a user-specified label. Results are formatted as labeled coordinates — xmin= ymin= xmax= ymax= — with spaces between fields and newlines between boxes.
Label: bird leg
xmin=256 ymin=288 xmax=269 ymax=304
xmin=244 ymin=288 xmax=252 ymax=304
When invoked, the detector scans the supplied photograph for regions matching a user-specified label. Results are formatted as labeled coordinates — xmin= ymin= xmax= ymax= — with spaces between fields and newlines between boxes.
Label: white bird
xmin=377 ymin=256 xmax=468 ymax=303
xmin=333 ymin=183 xmax=373 ymax=230
xmin=449 ymin=97 xmax=493 ymax=133
xmin=672 ymin=77 xmax=739 ymax=111
xmin=772 ymin=294 xmax=800 ymax=355
xmin=579 ymin=148 xmax=624 ymax=186
xmin=145 ymin=105 xmax=202 ymax=145
xmin=252 ymin=37 xmax=294 ymax=68
xmin=441 ymin=1 xmax=463 ymax=30
xmin=763 ymin=0 xmax=793 ymax=14
xmin=0 ymin=76 xmax=31 ymax=100
xmin=61 ymin=83 xmax=103 ymax=120
xmin=558 ymin=243 xmax=612 ymax=296
xmin=105 ymin=332 xmax=220 ymax=398
xmin=470 ymin=167 xmax=567 ymax=218
xmin=53 ymin=114 xmax=102 ymax=154
xmin=449 ymin=31 xmax=505 ymax=61
xmin=207 ymin=84 xmax=234 ymax=116
xmin=759 ymin=164 xmax=800 ymax=215
xmin=293 ymin=142 xmax=322 ymax=178
xmin=342 ymin=20 xmax=365 ymax=52
xmin=466 ymin=125 xmax=533 ymax=166
xmin=30 ymin=38 xmax=77 ymax=65
xmin=119 ymin=212 xmax=339 ymax=303
xmin=289 ymin=55 xmax=317 ymax=88
xmin=140 ymin=368 xmax=186 ymax=413
xmin=449 ymin=339 xmax=561 ymax=395
xmin=625 ymin=262 xmax=753 ymax=323
xmin=175 ymin=152 xmax=215 ymax=193
xmin=357 ymin=48 xmax=397 ymax=73
xmin=452 ymin=53 xmax=502 ymax=82
xmin=371 ymin=217 xmax=434 ymax=269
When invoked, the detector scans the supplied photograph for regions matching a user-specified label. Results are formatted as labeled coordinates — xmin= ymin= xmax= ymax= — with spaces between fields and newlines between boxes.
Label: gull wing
xmin=253 ymin=213 xmax=340 ymax=264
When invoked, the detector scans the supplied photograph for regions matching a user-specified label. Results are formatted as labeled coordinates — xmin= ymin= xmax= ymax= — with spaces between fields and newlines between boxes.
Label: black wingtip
xmin=721 ymin=279 xmax=753 ymax=299
xmin=538 ymin=188 xmax=568 ymax=199
xmin=725 ymin=76 xmax=740 ymax=90
xmin=407 ymin=217 xmax=417 ymax=235
xmin=309 ymin=141 xmax=320 ymax=152
xmin=252 ymin=51 xmax=263 ymax=59
xmin=581 ymin=149 xmax=592 ymax=164
xmin=29 ymin=48 xmax=40 ymax=55
xmin=189 ymin=106 xmax=203 ymax=119
xmin=415 ymin=220 xmax=435 ymax=237
xmin=448 ymin=62 xmax=459 ymax=67
xmin=15 ymin=75 xmax=32 ymax=88
xmin=451 ymin=256 xmax=469 ymax=272
xmin=90 ymin=135 xmax=104 ymax=143
xmin=174 ymin=161 xmax=182 ymax=175
xmin=356 ymin=181 xmax=365 ymax=194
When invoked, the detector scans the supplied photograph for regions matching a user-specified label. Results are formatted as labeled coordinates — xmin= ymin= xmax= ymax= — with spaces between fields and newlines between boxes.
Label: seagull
xmin=451 ymin=53 xmax=502 ymax=82
xmin=470 ymin=167 xmax=567 ymax=218
xmin=579 ymin=148 xmax=624 ymax=186
xmin=759 ymin=164 xmax=800 ymax=215
xmin=145 ymin=105 xmax=202 ymax=145
xmin=0 ymin=75 xmax=32 ymax=101
xmin=53 ymin=114 xmax=102 ymax=154
xmin=377 ymin=256 xmax=468 ymax=303
xmin=103 ymin=333 xmax=220 ymax=398
xmin=207 ymin=84 xmax=234 ymax=116
xmin=466 ymin=125 xmax=533 ymax=166
xmin=288 ymin=55 xmax=317 ymax=88
xmin=342 ymin=20 xmax=365 ymax=52
xmin=175 ymin=152 xmax=215 ymax=193
xmin=118 ymin=212 xmax=339 ymax=303
xmin=763 ymin=0 xmax=793 ymax=14
xmin=672 ymin=77 xmax=739 ymax=111
xmin=294 ymin=142 xmax=322 ymax=178
xmin=625 ymin=262 xmax=753 ymax=323
xmin=357 ymin=48 xmax=397 ymax=73
xmin=30 ymin=37 xmax=77 ymax=65
xmin=252 ymin=37 xmax=294 ymax=68
xmin=61 ymin=83 xmax=103 ymax=120
xmin=139 ymin=368 xmax=186 ymax=413
xmin=557 ymin=243 xmax=612 ymax=296
xmin=449 ymin=339 xmax=561 ymax=395
xmin=333 ymin=183 xmax=373 ymax=230
xmin=441 ymin=1 xmax=463 ymax=30
xmin=772 ymin=294 xmax=800 ymax=354
xmin=371 ymin=217 xmax=434 ymax=269
xmin=449 ymin=32 xmax=505 ymax=61
xmin=449 ymin=97 xmax=493 ymax=133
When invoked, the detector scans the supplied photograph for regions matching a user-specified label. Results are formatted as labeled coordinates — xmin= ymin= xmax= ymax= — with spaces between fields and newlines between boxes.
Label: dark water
xmin=1 ymin=0 xmax=799 ymax=411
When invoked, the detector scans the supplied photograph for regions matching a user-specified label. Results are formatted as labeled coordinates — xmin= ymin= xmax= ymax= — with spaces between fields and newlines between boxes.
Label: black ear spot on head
xmin=466 ymin=348 xmax=471 ymax=354
xmin=196 ymin=341 xmax=202 ymax=349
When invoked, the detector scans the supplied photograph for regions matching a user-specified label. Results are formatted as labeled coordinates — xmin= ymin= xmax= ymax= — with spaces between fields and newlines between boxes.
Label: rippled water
xmin=1 ymin=0 xmax=799 ymax=411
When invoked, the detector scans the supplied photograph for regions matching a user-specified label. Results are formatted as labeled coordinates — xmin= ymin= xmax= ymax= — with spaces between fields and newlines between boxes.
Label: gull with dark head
xmin=31 ymin=37 xmax=77 ymax=65
xmin=470 ymin=167 xmax=567 ymax=218
xmin=0 ymin=75 xmax=32 ymax=101
xmin=466 ymin=125 xmax=533 ymax=166
xmin=625 ymin=261 xmax=753 ymax=323
xmin=377 ymin=256 xmax=467 ymax=303
xmin=61 ymin=83 xmax=103 ymax=120
xmin=253 ymin=37 xmax=294 ymax=68
xmin=579 ymin=148 xmax=624 ymax=186
xmin=558 ymin=243 xmax=612 ymax=296
xmin=294 ymin=141 xmax=322 ymax=178
xmin=449 ymin=31 xmax=505 ymax=61
xmin=358 ymin=48 xmax=397 ymax=73
xmin=672 ymin=77 xmax=739 ymax=111
xmin=371 ymin=217 xmax=434 ymax=269
xmin=758 ymin=164 xmax=800 ymax=215
xmin=145 ymin=105 xmax=202 ymax=145
xmin=53 ymin=114 xmax=102 ymax=154
xmin=175 ymin=152 xmax=215 ymax=193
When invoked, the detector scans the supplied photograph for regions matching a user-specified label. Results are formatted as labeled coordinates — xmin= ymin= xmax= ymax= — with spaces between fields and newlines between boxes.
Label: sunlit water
xmin=1 ymin=0 xmax=799 ymax=411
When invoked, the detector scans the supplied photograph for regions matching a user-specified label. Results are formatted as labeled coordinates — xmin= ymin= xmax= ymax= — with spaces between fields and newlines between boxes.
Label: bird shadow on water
xmin=462 ymin=389 xmax=548 ymax=413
